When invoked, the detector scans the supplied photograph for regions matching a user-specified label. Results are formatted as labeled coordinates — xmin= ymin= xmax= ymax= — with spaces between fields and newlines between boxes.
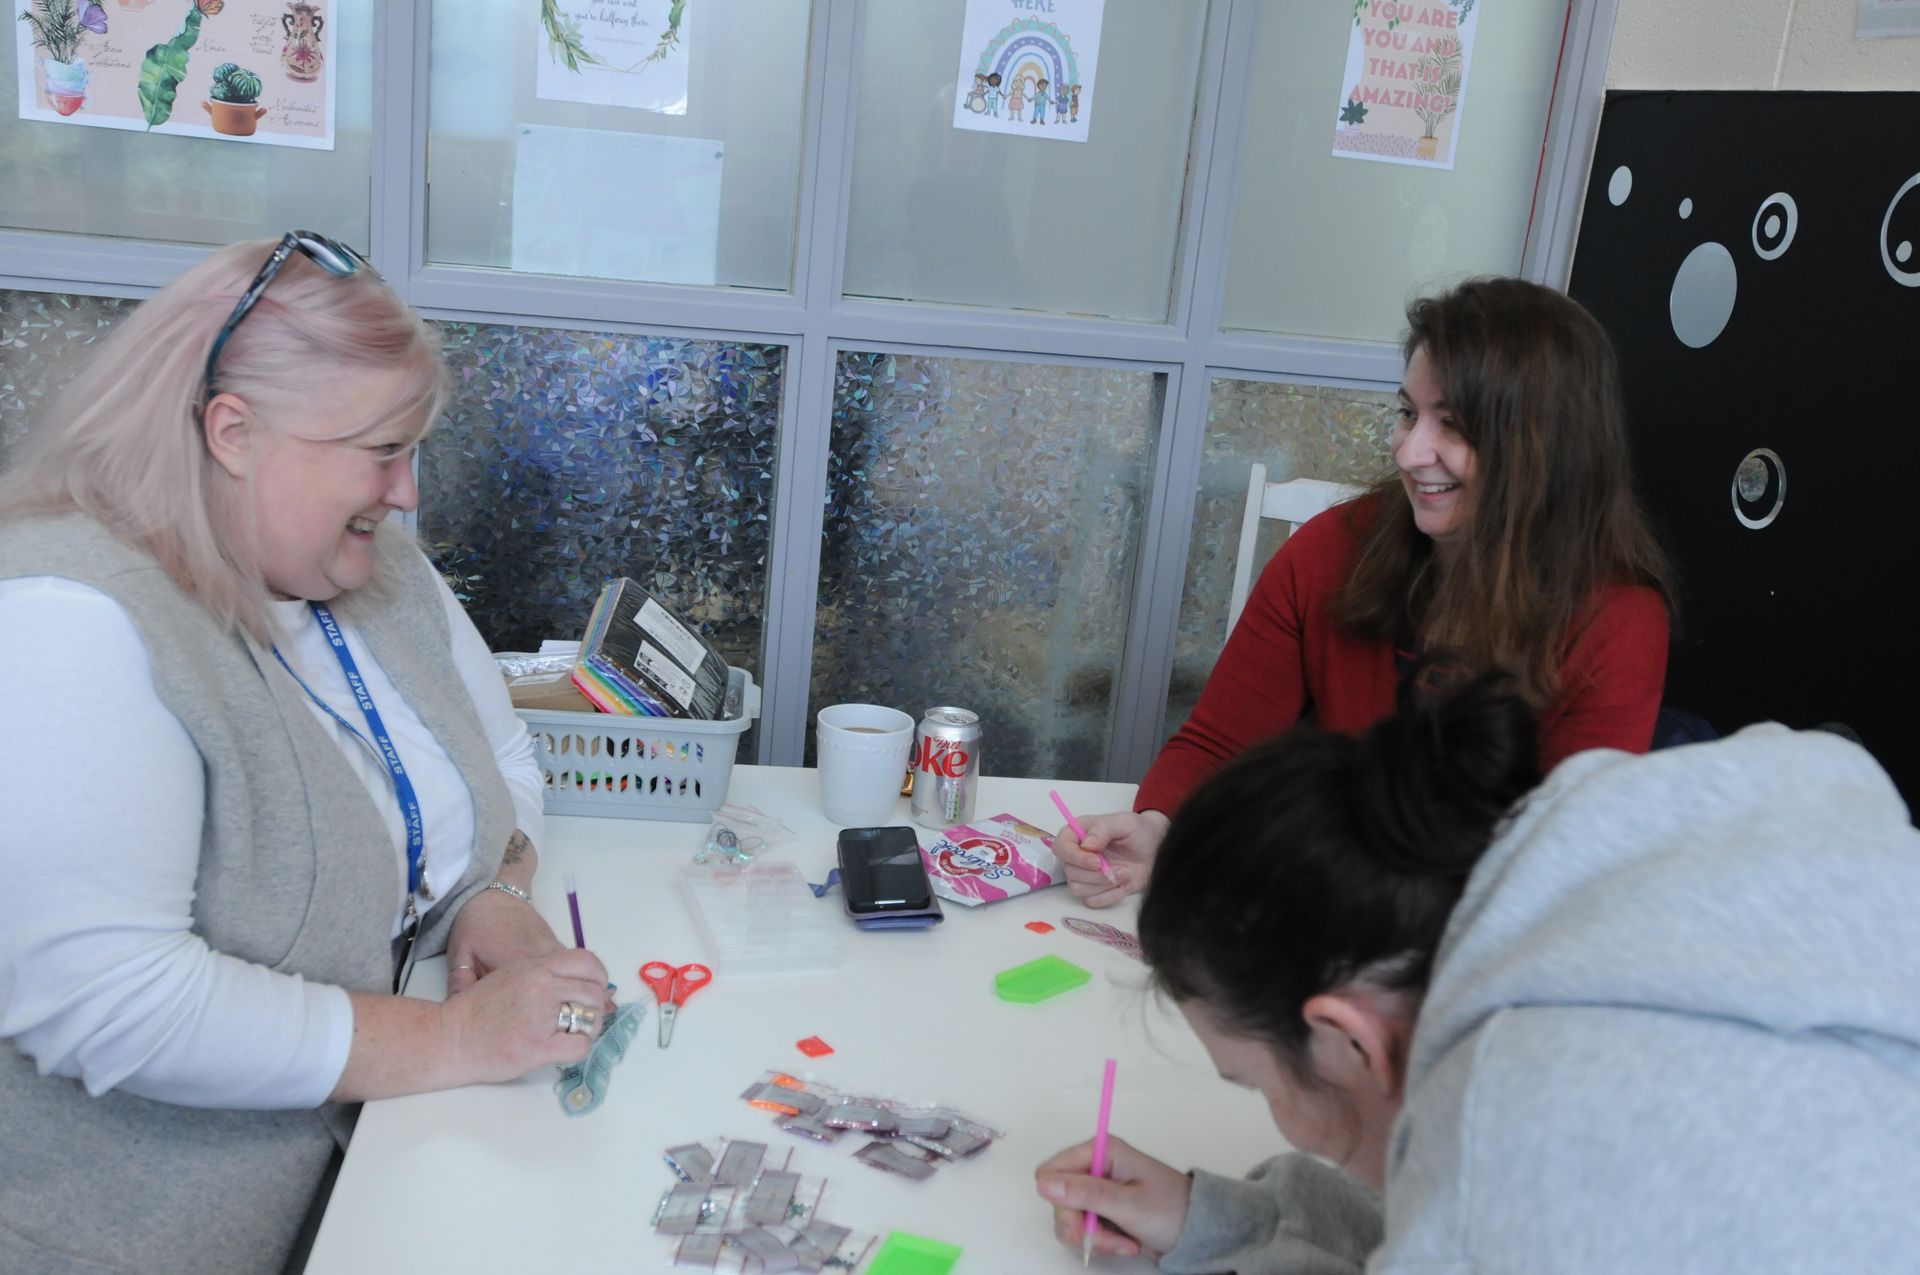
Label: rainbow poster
xmin=951 ymin=0 xmax=1105 ymax=144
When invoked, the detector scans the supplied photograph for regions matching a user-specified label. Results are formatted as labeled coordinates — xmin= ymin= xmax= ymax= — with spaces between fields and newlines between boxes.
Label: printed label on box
xmin=636 ymin=598 xmax=710 ymax=675
xmin=636 ymin=641 xmax=696 ymax=709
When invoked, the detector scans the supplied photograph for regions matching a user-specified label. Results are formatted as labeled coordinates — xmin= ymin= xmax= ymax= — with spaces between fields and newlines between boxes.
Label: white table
xmin=306 ymin=766 xmax=1288 ymax=1273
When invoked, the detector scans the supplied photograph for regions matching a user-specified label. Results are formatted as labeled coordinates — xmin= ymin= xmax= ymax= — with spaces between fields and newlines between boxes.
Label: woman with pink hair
xmin=0 ymin=233 xmax=608 ymax=1273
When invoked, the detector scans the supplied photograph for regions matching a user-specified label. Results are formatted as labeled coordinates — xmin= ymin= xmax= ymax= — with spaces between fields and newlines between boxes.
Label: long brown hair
xmin=1337 ymin=278 xmax=1674 ymax=706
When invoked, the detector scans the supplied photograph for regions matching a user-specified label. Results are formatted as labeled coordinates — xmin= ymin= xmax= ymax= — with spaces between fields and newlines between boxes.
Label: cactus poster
xmin=950 ymin=0 xmax=1106 ymax=144
xmin=1332 ymin=0 xmax=1479 ymax=169
xmin=14 ymin=0 xmax=335 ymax=148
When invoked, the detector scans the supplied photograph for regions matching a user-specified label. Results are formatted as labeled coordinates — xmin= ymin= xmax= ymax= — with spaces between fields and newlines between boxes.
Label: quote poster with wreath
xmin=15 ymin=0 xmax=335 ymax=147
xmin=537 ymin=0 xmax=688 ymax=114
xmin=1332 ymin=0 xmax=1478 ymax=169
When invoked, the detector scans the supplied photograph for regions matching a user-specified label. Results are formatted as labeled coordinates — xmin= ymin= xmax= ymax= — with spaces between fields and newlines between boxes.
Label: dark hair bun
xmin=1349 ymin=669 xmax=1542 ymax=877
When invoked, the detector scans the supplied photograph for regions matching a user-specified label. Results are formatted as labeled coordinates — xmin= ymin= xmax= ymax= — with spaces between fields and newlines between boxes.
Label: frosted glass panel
xmin=426 ymin=1 xmax=808 ymax=291
xmin=1161 ymin=378 xmax=1397 ymax=741
xmin=842 ymin=4 xmax=1207 ymax=320
xmin=418 ymin=324 xmax=782 ymax=753
xmin=1220 ymin=2 xmax=1565 ymax=341
xmin=0 ymin=290 xmax=134 ymax=468
xmin=0 ymin=0 xmax=372 ymax=247
xmin=813 ymin=352 xmax=1163 ymax=780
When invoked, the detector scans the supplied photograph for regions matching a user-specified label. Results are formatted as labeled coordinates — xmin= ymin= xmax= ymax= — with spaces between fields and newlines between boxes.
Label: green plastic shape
xmin=867 ymin=1231 xmax=963 ymax=1275
xmin=993 ymin=953 xmax=1091 ymax=1003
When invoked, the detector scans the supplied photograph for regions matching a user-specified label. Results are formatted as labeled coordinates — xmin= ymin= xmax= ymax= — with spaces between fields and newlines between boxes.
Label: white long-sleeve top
xmin=0 ymin=573 xmax=544 ymax=1109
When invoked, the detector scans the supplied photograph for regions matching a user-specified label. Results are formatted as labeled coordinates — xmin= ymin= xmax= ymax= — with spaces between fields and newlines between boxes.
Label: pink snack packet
xmin=919 ymin=813 xmax=1064 ymax=907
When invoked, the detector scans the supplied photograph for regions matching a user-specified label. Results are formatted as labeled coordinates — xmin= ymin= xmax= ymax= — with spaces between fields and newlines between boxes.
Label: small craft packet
xmin=714 ymin=1139 xmax=790 ymax=1189
xmin=729 ymin=1226 xmax=803 ymax=1272
xmin=553 ymin=1001 xmax=646 ymax=1117
xmin=742 ymin=1080 xmax=829 ymax=1118
xmin=774 ymin=1113 xmax=847 ymax=1145
xmin=854 ymin=1140 xmax=940 ymax=1181
xmin=740 ymin=1070 xmax=1001 ymax=1163
xmin=670 ymin=1217 xmax=873 ymax=1273
xmin=671 ymin=1231 xmax=725 ymax=1270
xmin=665 ymin=1140 xmax=723 ymax=1184
xmin=735 ymin=1168 xmax=827 ymax=1230
xmin=893 ymin=1108 xmax=999 ymax=1161
xmin=817 ymin=1100 xmax=896 ymax=1133
xmin=742 ymin=1070 xmax=843 ymax=1120
xmin=779 ymin=1221 xmax=876 ymax=1273
xmin=919 ymin=813 xmax=1064 ymax=907
xmin=654 ymin=1182 xmax=737 ymax=1236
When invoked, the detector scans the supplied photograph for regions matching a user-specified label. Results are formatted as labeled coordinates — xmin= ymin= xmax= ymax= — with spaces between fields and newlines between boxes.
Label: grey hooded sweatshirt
xmin=1159 ymin=724 xmax=1920 ymax=1274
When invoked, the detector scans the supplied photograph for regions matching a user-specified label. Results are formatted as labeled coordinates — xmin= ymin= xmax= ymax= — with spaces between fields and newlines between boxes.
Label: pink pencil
xmin=1083 ymin=1057 xmax=1118 ymax=1266
xmin=1050 ymin=789 xmax=1116 ymax=885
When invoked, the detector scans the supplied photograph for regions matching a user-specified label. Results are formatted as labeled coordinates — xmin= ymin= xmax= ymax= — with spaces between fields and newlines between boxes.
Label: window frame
xmin=0 ymin=0 xmax=1621 ymax=779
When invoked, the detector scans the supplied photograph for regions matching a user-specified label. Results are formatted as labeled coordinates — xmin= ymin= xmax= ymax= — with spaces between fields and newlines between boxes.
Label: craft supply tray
xmin=517 ymin=666 xmax=759 ymax=822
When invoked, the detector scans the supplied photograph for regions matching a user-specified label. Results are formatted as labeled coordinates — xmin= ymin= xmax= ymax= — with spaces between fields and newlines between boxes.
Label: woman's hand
xmin=1035 ymin=1135 xmax=1193 ymax=1260
xmin=1051 ymin=810 xmax=1171 ymax=908
xmin=445 ymin=886 xmax=563 ymax=996
xmin=438 ymin=948 xmax=612 ymax=1084
xmin=333 ymin=946 xmax=614 ymax=1102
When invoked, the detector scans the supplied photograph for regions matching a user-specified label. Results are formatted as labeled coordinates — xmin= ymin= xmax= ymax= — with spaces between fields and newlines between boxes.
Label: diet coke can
xmin=910 ymin=707 xmax=982 ymax=829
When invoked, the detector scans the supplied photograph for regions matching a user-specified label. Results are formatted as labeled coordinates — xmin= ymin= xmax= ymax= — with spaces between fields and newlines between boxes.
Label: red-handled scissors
xmin=638 ymin=961 xmax=711 ymax=1048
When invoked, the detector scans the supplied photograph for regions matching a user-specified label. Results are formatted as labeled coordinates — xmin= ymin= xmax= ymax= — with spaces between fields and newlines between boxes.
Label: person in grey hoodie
xmin=1035 ymin=674 xmax=1920 ymax=1271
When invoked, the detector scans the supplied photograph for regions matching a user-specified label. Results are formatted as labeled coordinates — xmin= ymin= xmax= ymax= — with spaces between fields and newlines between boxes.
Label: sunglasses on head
xmin=201 ymin=230 xmax=374 ymax=409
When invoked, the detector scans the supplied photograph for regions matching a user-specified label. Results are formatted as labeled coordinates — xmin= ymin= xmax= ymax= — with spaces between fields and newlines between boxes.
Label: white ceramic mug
xmin=816 ymin=703 xmax=914 ymax=826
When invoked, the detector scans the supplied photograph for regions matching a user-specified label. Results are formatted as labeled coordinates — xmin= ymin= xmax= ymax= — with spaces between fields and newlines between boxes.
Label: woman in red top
xmin=1057 ymin=277 xmax=1675 ymax=907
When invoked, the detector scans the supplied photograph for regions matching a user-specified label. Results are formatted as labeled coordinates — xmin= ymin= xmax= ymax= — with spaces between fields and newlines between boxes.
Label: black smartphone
xmin=836 ymin=826 xmax=940 ymax=919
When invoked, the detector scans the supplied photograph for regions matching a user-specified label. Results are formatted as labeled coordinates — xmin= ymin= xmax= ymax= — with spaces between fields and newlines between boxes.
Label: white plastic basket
xmin=516 ymin=666 xmax=760 ymax=822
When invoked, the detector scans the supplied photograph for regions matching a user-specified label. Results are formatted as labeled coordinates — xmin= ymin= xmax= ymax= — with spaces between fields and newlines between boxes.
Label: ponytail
xmin=1138 ymin=672 xmax=1541 ymax=1071
xmin=1347 ymin=672 xmax=1541 ymax=878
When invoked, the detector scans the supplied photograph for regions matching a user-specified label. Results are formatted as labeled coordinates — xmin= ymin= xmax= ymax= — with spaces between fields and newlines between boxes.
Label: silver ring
xmin=449 ymin=964 xmax=474 ymax=973
xmin=557 ymin=1001 xmax=596 ymax=1035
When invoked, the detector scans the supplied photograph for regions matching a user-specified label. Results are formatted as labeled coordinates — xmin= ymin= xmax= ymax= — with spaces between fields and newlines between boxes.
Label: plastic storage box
xmin=517 ymin=665 xmax=759 ymax=822
xmin=679 ymin=860 xmax=841 ymax=976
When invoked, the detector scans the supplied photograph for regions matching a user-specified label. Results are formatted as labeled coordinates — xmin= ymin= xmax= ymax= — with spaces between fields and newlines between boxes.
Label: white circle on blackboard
xmin=1671 ymin=242 xmax=1738 ymax=349
xmin=1608 ymin=166 xmax=1633 ymax=206
xmin=1752 ymin=192 xmax=1798 ymax=260
xmin=1732 ymin=448 xmax=1785 ymax=531
xmin=1882 ymin=173 xmax=1920 ymax=287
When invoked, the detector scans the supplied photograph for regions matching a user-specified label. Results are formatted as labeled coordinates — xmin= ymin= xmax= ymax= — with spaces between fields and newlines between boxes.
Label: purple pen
xmin=564 ymin=872 xmax=586 ymax=948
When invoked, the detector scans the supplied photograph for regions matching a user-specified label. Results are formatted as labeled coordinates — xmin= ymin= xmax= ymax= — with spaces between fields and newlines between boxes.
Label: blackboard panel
xmin=1567 ymin=90 xmax=1919 ymax=810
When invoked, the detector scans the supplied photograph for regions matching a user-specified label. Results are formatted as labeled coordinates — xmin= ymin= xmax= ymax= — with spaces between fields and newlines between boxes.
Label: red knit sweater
xmin=1136 ymin=495 xmax=1670 ymax=816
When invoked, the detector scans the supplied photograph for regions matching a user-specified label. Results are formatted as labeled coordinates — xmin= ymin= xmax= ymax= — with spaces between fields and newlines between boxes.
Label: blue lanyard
xmin=271 ymin=603 xmax=429 ymax=901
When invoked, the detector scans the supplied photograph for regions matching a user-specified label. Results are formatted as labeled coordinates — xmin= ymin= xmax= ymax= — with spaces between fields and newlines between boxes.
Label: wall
xmin=1607 ymin=0 xmax=1920 ymax=90
xmin=1563 ymin=1 xmax=1918 ymax=283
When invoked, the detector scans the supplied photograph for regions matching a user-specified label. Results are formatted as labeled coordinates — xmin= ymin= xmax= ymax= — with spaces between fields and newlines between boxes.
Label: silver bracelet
xmin=485 ymin=880 xmax=533 ymax=904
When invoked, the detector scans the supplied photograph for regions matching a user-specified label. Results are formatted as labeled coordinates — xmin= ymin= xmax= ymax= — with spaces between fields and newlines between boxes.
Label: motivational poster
xmin=1332 ymin=0 xmax=1479 ymax=170
xmin=536 ymin=0 xmax=690 ymax=115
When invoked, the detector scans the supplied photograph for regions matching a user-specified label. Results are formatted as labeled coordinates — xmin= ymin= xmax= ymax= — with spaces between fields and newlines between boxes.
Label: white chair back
xmin=1226 ymin=465 xmax=1367 ymax=634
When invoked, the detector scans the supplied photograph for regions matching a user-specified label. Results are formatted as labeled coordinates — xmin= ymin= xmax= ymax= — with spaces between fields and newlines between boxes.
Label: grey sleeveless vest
xmin=0 ymin=513 xmax=515 ymax=1274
